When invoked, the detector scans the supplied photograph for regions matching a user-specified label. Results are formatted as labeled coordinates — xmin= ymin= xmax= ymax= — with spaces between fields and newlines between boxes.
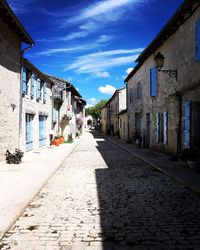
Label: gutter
xmin=19 ymin=43 xmax=34 ymax=149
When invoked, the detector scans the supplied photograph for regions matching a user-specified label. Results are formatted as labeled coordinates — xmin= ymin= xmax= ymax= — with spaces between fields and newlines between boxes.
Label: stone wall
xmin=127 ymin=6 xmax=200 ymax=155
xmin=20 ymin=74 xmax=53 ymax=151
xmin=0 ymin=18 xmax=21 ymax=160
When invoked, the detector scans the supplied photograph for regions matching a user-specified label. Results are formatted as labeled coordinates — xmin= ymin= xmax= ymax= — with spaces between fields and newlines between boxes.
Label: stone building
xmin=125 ymin=0 xmax=200 ymax=156
xmin=0 ymin=0 xmax=33 ymax=160
xmin=118 ymin=109 xmax=128 ymax=142
xmin=21 ymin=59 xmax=54 ymax=151
xmin=101 ymin=87 xmax=127 ymax=139
xmin=48 ymin=76 xmax=86 ymax=140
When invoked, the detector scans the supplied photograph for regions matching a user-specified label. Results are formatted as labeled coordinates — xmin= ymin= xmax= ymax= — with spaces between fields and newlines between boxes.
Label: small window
xmin=156 ymin=112 xmax=168 ymax=144
xmin=129 ymin=88 xmax=133 ymax=103
xmin=136 ymin=82 xmax=142 ymax=99
xmin=195 ymin=19 xmax=200 ymax=61
xmin=150 ymin=68 xmax=157 ymax=97
xmin=36 ymin=78 xmax=41 ymax=101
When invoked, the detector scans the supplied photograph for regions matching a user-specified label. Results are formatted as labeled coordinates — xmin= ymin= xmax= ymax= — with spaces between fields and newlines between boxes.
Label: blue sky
xmin=7 ymin=0 xmax=183 ymax=107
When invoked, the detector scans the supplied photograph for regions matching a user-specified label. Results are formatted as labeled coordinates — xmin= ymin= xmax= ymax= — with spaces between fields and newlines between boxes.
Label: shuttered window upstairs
xmin=183 ymin=101 xmax=191 ymax=149
xmin=195 ymin=19 xmax=200 ymax=61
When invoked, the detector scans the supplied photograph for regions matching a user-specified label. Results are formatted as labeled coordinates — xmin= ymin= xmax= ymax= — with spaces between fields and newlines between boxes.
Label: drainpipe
xmin=19 ymin=43 xmax=34 ymax=149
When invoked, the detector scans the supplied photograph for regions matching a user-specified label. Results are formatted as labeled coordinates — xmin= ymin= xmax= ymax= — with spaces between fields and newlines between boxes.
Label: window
xmin=183 ymin=101 xmax=191 ymax=148
xmin=36 ymin=78 xmax=41 ymax=101
xmin=195 ymin=19 xmax=200 ymax=61
xmin=156 ymin=112 xmax=168 ymax=144
xmin=150 ymin=68 xmax=157 ymax=97
xmin=31 ymin=74 xmax=35 ymax=98
xmin=129 ymin=88 xmax=133 ymax=103
xmin=136 ymin=82 xmax=142 ymax=99
xmin=43 ymin=82 xmax=47 ymax=103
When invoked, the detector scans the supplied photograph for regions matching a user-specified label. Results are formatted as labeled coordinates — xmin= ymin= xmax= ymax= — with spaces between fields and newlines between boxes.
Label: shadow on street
xmin=92 ymin=131 xmax=200 ymax=249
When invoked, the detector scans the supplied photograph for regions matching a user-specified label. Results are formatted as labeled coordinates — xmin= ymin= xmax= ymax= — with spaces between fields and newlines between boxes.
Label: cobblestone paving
xmin=1 ymin=132 xmax=200 ymax=250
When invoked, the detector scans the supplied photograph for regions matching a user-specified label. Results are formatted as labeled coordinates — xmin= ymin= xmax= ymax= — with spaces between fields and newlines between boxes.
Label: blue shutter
xmin=150 ymin=68 xmax=157 ymax=97
xmin=156 ymin=112 xmax=160 ymax=143
xmin=196 ymin=19 xmax=200 ymax=61
xmin=36 ymin=78 xmax=41 ymax=100
xmin=22 ymin=67 xmax=26 ymax=95
xmin=183 ymin=101 xmax=191 ymax=148
xmin=43 ymin=82 xmax=47 ymax=103
xmin=163 ymin=112 xmax=168 ymax=144
xmin=31 ymin=74 xmax=35 ymax=98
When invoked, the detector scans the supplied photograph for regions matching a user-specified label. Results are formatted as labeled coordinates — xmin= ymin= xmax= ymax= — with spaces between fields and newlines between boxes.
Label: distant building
xmin=48 ymin=76 xmax=86 ymax=140
xmin=0 ymin=0 xmax=33 ymax=160
xmin=125 ymin=0 xmax=200 ymax=155
xmin=101 ymin=87 xmax=127 ymax=141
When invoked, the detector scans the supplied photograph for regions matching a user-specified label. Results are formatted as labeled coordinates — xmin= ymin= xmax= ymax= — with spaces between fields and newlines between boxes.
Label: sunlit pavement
xmin=1 ymin=131 xmax=200 ymax=250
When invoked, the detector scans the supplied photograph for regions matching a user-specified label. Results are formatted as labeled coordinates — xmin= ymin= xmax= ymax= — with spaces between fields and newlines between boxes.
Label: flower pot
xmin=59 ymin=136 xmax=65 ymax=144
xmin=51 ymin=139 xmax=60 ymax=146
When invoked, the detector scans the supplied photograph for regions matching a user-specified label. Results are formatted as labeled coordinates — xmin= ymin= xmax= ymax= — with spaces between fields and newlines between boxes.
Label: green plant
xmin=5 ymin=149 xmax=24 ymax=164
xmin=68 ymin=133 xmax=73 ymax=141
xmin=54 ymin=136 xmax=60 ymax=139
xmin=76 ymin=131 xmax=80 ymax=138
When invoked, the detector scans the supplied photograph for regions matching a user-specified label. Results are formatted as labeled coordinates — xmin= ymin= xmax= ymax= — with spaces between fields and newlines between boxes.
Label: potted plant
xmin=50 ymin=136 xmax=60 ymax=146
xmin=5 ymin=149 xmax=24 ymax=164
xmin=59 ymin=135 xmax=65 ymax=144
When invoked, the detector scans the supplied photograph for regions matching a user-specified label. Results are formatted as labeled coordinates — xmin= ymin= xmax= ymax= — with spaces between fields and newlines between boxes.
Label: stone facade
xmin=20 ymin=59 xmax=53 ymax=151
xmin=48 ymin=76 xmax=86 ymax=141
xmin=126 ymin=1 xmax=200 ymax=155
xmin=0 ymin=1 xmax=33 ymax=160
xmin=101 ymin=87 xmax=127 ymax=140
xmin=118 ymin=110 xmax=128 ymax=142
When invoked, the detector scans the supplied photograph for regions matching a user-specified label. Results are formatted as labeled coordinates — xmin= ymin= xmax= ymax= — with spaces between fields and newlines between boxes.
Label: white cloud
xmin=57 ymin=0 xmax=145 ymax=41
xmin=65 ymin=48 xmax=143 ymax=75
xmin=37 ymin=35 xmax=113 ymax=56
xmin=85 ymin=98 xmax=98 ymax=108
xmin=7 ymin=0 xmax=35 ymax=14
xmin=126 ymin=67 xmax=134 ymax=74
xmin=70 ymin=0 xmax=139 ymax=22
xmin=93 ymin=71 xmax=110 ymax=78
xmin=98 ymin=84 xmax=116 ymax=95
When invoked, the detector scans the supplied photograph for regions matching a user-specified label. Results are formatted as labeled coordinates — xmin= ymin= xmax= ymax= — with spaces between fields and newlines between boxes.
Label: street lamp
xmin=154 ymin=52 xmax=177 ymax=81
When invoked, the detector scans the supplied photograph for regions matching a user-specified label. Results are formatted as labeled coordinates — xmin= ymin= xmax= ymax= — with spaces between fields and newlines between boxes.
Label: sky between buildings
xmin=7 ymin=0 xmax=184 ymax=107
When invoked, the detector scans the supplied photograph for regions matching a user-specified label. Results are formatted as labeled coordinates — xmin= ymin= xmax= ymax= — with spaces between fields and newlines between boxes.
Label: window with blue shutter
xmin=31 ymin=74 xmax=35 ymax=98
xmin=150 ymin=68 xmax=157 ymax=97
xmin=195 ymin=19 xmax=200 ymax=61
xmin=137 ymin=82 xmax=142 ymax=99
xmin=156 ymin=112 xmax=160 ymax=143
xmin=43 ymin=82 xmax=47 ymax=103
xmin=183 ymin=101 xmax=191 ymax=148
xmin=36 ymin=78 xmax=41 ymax=100
xmin=22 ymin=67 xmax=27 ymax=95
xmin=163 ymin=112 xmax=168 ymax=144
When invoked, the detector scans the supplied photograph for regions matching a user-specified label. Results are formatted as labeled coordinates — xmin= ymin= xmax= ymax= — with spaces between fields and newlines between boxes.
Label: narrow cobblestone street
xmin=1 ymin=131 xmax=200 ymax=250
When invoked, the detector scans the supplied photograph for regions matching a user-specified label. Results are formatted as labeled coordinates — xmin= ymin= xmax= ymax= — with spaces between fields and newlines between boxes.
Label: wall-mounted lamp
xmin=10 ymin=103 xmax=16 ymax=111
xmin=154 ymin=52 xmax=177 ymax=81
